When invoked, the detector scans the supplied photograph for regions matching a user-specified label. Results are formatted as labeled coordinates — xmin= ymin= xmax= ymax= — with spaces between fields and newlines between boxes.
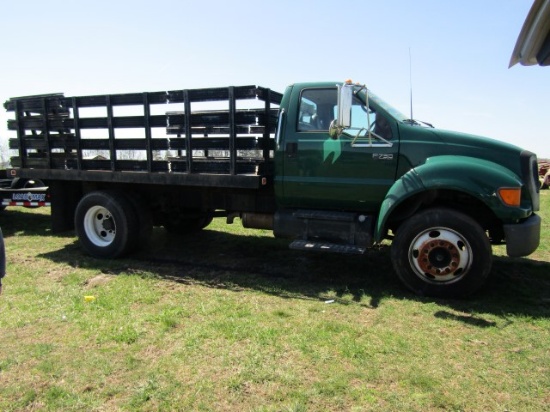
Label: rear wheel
xmin=75 ymin=191 xmax=138 ymax=258
xmin=391 ymin=208 xmax=492 ymax=298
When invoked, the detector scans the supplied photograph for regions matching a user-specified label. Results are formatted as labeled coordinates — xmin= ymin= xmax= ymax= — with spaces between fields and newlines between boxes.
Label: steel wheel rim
xmin=83 ymin=205 xmax=116 ymax=247
xmin=408 ymin=226 xmax=473 ymax=284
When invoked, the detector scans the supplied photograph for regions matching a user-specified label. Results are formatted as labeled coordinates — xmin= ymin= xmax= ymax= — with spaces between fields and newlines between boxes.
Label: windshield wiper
xmin=403 ymin=119 xmax=434 ymax=128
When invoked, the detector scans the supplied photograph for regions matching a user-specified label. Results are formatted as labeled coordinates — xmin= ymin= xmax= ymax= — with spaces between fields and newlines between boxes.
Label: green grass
xmin=0 ymin=192 xmax=549 ymax=411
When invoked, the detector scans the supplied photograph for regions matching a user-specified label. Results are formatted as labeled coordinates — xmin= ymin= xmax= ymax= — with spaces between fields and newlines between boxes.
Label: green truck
xmin=3 ymin=81 xmax=541 ymax=298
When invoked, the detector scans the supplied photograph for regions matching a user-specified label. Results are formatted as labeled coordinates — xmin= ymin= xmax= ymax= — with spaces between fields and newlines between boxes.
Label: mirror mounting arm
xmin=328 ymin=119 xmax=344 ymax=139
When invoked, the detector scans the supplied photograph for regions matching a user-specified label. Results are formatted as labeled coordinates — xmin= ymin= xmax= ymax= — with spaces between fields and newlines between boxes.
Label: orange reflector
xmin=498 ymin=187 xmax=521 ymax=207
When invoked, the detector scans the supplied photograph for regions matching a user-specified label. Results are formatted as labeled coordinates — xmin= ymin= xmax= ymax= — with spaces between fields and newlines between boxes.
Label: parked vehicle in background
xmin=0 ymin=169 xmax=49 ymax=210
xmin=539 ymin=161 xmax=550 ymax=189
xmin=3 ymin=81 xmax=541 ymax=298
xmin=0 ymin=226 xmax=5 ymax=295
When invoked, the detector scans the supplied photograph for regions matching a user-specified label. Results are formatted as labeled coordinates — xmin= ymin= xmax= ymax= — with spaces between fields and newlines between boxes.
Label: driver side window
xmin=297 ymin=87 xmax=393 ymax=141
xmin=298 ymin=88 xmax=337 ymax=132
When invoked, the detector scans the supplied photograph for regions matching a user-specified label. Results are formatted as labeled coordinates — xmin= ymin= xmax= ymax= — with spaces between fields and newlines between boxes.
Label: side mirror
xmin=329 ymin=83 xmax=353 ymax=139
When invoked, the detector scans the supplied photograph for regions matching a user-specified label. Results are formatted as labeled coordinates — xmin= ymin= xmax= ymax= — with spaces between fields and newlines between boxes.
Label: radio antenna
xmin=409 ymin=47 xmax=414 ymax=121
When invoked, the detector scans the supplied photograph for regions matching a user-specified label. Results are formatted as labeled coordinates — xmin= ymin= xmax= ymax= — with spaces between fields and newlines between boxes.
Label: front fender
xmin=375 ymin=155 xmax=525 ymax=242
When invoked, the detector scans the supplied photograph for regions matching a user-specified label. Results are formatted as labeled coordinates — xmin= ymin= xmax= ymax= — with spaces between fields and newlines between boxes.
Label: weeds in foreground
xmin=0 ymin=193 xmax=548 ymax=411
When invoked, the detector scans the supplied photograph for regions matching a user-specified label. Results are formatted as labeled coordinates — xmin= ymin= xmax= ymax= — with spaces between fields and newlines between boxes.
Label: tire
xmin=10 ymin=178 xmax=45 ymax=189
xmin=391 ymin=207 xmax=492 ymax=298
xmin=74 ymin=191 xmax=139 ymax=258
xmin=163 ymin=212 xmax=213 ymax=234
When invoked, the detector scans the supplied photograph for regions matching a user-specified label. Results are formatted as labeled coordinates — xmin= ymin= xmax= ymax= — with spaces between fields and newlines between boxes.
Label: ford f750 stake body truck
xmin=3 ymin=81 xmax=541 ymax=297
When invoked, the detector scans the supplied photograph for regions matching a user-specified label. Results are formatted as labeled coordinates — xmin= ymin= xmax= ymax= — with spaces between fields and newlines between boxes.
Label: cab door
xmin=281 ymin=87 xmax=399 ymax=212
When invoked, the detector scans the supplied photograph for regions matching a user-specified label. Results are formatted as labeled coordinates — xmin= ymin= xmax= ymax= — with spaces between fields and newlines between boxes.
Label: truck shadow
xmin=37 ymin=226 xmax=550 ymax=325
xmin=0 ymin=209 xmax=51 ymax=236
xmin=0 ymin=208 xmax=74 ymax=238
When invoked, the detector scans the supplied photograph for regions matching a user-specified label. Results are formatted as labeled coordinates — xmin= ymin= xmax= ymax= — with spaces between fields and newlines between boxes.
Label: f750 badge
xmin=372 ymin=153 xmax=394 ymax=160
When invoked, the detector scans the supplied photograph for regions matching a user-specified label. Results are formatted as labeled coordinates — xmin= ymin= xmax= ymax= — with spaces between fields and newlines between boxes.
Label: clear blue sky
xmin=1 ymin=0 xmax=548 ymax=158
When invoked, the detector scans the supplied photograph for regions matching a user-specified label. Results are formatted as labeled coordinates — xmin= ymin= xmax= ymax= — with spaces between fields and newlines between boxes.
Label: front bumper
xmin=503 ymin=214 xmax=541 ymax=257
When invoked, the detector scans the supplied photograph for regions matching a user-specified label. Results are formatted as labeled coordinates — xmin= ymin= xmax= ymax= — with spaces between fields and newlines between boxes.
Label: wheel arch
xmin=383 ymin=189 xmax=503 ymax=241
xmin=375 ymin=155 xmax=522 ymax=242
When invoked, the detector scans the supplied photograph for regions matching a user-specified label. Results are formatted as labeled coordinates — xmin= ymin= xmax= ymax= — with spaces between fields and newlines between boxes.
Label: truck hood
xmin=433 ymin=128 xmax=523 ymax=154
xmin=398 ymin=125 xmax=540 ymax=213
xmin=398 ymin=124 xmax=526 ymax=177
xmin=431 ymin=128 xmax=525 ymax=173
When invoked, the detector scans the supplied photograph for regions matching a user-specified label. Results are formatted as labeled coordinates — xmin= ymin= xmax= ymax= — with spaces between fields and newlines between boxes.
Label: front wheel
xmin=75 ymin=191 xmax=138 ymax=258
xmin=391 ymin=208 xmax=492 ymax=298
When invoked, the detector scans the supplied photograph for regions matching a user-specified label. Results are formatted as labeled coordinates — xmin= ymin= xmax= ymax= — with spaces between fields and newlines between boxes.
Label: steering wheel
xmin=298 ymin=122 xmax=316 ymax=131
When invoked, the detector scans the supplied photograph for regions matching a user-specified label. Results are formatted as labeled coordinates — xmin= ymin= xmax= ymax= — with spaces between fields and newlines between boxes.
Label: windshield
xmin=354 ymin=87 xmax=409 ymax=122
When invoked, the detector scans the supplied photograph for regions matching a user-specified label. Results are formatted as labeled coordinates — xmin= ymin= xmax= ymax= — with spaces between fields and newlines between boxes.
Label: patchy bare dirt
xmin=84 ymin=274 xmax=114 ymax=289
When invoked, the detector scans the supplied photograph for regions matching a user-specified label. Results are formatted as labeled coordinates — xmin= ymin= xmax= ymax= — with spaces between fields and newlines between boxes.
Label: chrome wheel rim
xmin=83 ymin=206 xmax=116 ymax=247
xmin=408 ymin=227 xmax=473 ymax=284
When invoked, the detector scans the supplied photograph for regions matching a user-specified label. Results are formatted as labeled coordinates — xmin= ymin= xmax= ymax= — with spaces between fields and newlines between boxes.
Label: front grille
xmin=520 ymin=150 xmax=540 ymax=212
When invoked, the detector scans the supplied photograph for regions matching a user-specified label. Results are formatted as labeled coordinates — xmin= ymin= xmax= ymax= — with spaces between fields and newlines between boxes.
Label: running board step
xmin=290 ymin=240 xmax=365 ymax=255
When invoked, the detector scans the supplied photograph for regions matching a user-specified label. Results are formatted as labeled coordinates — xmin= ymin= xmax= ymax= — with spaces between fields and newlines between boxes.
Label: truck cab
xmin=275 ymin=83 xmax=399 ymax=212
xmin=272 ymin=81 xmax=541 ymax=297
